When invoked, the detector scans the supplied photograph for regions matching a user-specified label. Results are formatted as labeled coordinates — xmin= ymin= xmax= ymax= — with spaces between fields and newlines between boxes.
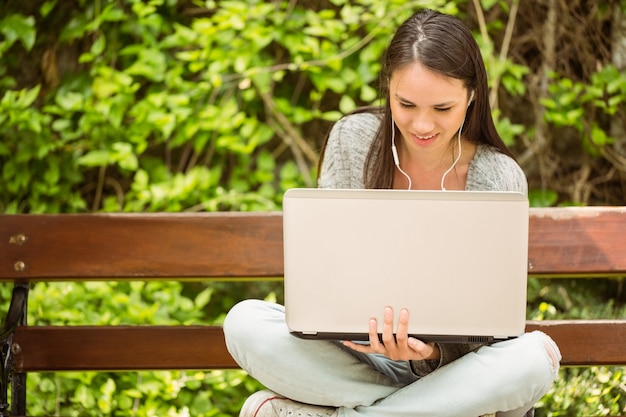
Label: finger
xmin=381 ymin=306 xmax=395 ymax=342
xmin=395 ymin=308 xmax=410 ymax=346
xmin=381 ymin=306 xmax=398 ymax=356
xmin=367 ymin=318 xmax=384 ymax=351
xmin=408 ymin=338 xmax=440 ymax=360
xmin=342 ymin=340 xmax=374 ymax=354
xmin=393 ymin=308 xmax=411 ymax=358
xmin=407 ymin=337 xmax=426 ymax=354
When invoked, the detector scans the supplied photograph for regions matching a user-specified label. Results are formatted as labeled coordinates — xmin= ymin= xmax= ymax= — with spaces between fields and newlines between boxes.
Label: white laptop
xmin=282 ymin=188 xmax=529 ymax=344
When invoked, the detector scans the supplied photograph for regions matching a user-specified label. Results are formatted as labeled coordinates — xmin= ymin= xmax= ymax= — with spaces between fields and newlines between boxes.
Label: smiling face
xmin=361 ymin=10 xmax=508 ymax=190
xmin=389 ymin=62 xmax=472 ymax=161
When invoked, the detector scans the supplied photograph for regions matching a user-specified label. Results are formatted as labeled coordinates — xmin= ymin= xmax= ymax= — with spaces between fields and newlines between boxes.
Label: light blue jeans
xmin=224 ymin=299 xmax=561 ymax=417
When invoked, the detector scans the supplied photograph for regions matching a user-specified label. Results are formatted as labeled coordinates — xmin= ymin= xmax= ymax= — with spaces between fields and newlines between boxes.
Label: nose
xmin=411 ymin=111 xmax=435 ymax=134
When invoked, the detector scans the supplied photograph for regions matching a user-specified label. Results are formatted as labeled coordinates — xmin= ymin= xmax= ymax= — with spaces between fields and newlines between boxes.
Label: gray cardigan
xmin=317 ymin=111 xmax=528 ymax=376
xmin=319 ymin=112 xmax=528 ymax=194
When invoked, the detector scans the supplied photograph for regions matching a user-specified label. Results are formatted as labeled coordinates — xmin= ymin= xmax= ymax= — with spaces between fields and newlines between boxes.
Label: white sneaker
xmin=240 ymin=390 xmax=338 ymax=417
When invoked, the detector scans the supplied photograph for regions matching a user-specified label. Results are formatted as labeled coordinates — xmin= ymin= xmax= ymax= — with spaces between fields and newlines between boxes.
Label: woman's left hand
xmin=342 ymin=306 xmax=440 ymax=361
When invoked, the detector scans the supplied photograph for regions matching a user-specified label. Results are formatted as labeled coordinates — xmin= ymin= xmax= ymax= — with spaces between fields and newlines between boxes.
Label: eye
xmin=399 ymin=101 xmax=414 ymax=109
xmin=435 ymin=107 xmax=452 ymax=112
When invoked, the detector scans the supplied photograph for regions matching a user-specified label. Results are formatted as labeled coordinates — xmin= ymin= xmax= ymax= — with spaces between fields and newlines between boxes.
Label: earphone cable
xmin=391 ymin=118 xmax=412 ymax=190
xmin=440 ymin=124 xmax=463 ymax=190
xmin=391 ymin=97 xmax=469 ymax=191
xmin=396 ymin=156 xmax=413 ymax=190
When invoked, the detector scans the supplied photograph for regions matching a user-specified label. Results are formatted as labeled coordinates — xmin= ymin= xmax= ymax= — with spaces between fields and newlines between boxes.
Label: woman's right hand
xmin=342 ymin=306 xmax=441 ymax=361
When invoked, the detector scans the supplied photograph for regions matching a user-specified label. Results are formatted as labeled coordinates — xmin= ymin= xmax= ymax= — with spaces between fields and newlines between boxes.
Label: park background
xmin=0 ymin=0 xmax=625 ymax=415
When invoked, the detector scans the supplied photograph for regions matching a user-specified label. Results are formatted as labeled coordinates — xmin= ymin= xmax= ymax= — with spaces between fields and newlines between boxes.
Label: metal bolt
xmin=9 ymin=234 xmax=27 ymax=246
xmin=11 ymin=343 xmax=21 ymax=355
xmin=14 ymin=261 xmax=26 ymax=272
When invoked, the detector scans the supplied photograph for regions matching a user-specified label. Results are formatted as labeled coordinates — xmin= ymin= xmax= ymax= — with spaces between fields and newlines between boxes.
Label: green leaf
xmin=528 ymin=189 xmax=558 ymax=207
xmin=590 ymin=125 xmax=613 ymax=146
xmin=40 ymin=1 xmax=57 ymax=18
xmin=77 ymin=150 xmax=112 ymax=167
xmin=339 ymin=95 xmax=355 ymax=114
xmin=91 ymin=34 xmax=106 ymax=56
xmin=360 ymin=84 xmax=378 ymax=103
xmin=100 ymin=4 xmax=127 ymax=22
xmin=0 ymin=14 xmax=36 ymax=51
xmin=2 ymin=160 xmax=16 ymax=181
xmin=56 ymin=91 xmax=84 ymax=111
xmin=194 ymin=287 xmax=213 ymax=309
xmin=125 ymin=48 xmax=167 ymax=82
xmin=112 ymin=142 xmax=139 ymax=171
xmin=44 ymin=162 xmax=60 ymax=185
xmin=13 ymin=85 xmax=41 ymax=108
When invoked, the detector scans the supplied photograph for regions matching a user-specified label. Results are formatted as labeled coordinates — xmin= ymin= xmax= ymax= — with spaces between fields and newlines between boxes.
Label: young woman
xmin=224 ymin=9 xmax=561 ymax=417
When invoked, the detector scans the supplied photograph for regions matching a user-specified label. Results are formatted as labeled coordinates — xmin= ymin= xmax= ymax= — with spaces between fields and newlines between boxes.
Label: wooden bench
xmin=1 ymin=207 xmax=625 ymax=416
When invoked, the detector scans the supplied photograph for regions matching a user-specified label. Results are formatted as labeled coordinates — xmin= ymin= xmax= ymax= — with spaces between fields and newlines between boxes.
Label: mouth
xmin=414 ymin=134 xmax=436 ymax=141
xmin=411 ymin=133 xmax=438 ymax=145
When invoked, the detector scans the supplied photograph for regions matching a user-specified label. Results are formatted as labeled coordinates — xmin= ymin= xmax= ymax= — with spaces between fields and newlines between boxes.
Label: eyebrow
xmin=394 ymin=93 xmax=456 ymax=107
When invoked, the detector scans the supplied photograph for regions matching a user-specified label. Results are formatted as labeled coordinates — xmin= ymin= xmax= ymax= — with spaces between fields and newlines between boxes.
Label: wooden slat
xmin=2 ymin=208 xmax=626 ymax=281
xmin=528 ymin=207 xmax=626 ymax=277
xmin=12 ymin=326 xmax=238 ymax=372
xmin=0 ymin=213 xmax=284 ymax=280
xmin=11 ymin=321 xmax=626 ymax=371
xmin=526 ymin=320 xmax=626 ymax=366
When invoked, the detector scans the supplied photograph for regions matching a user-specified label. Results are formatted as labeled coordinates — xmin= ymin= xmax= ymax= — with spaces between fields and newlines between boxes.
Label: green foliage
xmin=538 ymin=367 xmax=625 ymax=417
xmin=540 ymin=66 xmax=626 ymax=155
xmin=27 ymin=362 xmax=263 ymax=417
xmin=20 ymin=280 xmax=273 ymax=416
xmin=0 ymin=0 xmax=452 ymax=213
xmin=28 ymin=367 xmax=263 ymax=417
xmin=0 ymin=85 xmax=87 ymax=213
xmin=527 ymin=277 xmax=626 ymax=416
xmin=0 ymin=13 xmax=36 ymax=53
xmin=528 ymin=189 xmax=559 ymax=208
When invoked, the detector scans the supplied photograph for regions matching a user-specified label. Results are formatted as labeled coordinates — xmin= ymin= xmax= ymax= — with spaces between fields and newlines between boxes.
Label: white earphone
xmin=391 ymin=90 xmax=474 ymax=190
xmin=391 ymin=115 xmax=412 ymax=188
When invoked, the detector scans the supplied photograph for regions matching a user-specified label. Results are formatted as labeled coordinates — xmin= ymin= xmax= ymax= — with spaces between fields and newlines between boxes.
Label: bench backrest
xmin=1 ymin=207 xmax=625 ymax=373
xmin=3 ymin=208 xmax=626 ymax=281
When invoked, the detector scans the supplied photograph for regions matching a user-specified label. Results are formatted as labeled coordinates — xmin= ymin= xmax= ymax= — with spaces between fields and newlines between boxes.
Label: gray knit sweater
xmin=317 ymin=111 xmax=528 ymax=377
xmin=319 ymin=112 xmax=528 ymax=194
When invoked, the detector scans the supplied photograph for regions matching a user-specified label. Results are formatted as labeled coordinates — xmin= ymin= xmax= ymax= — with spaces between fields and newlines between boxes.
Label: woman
xmin=224 ymin=9 xmax=561 ymax=417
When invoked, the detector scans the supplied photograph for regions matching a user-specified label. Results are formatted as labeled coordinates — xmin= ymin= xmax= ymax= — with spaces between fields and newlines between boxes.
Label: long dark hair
xmin=318 ymin=9 xmax=514 ymax=189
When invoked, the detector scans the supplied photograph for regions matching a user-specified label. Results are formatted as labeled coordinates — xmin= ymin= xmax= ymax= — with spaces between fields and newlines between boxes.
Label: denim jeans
xmin=224 ymin=299 xmax=561 ymax=417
